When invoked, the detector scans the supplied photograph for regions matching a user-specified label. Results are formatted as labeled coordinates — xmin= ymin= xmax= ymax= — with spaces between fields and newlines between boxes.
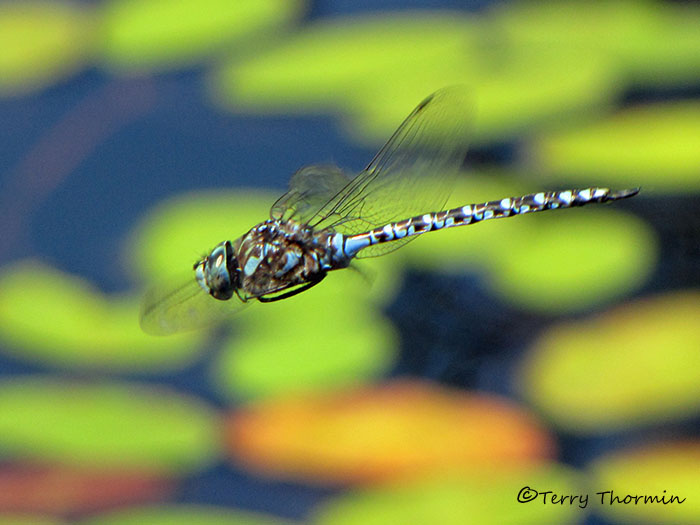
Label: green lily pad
xmin=0 ymin=2 xmax=94 ymax=96
xmin=492 ymin=0 xmax=700 ymax=87
xmin=212 ymin=12 xmax=478 ymax=114
xmin=486 ymin=208 xmax=655 ymax=312
xmin=0 ymin=261 xmax=203 ymax=369
xmin=345 ymin=46 xmax=617 ymax=146
xmin=532 ymin=102 xmax=700 ymax=191
xmin=213 ymin=291 xmax=397 ymax=401
xmin=214 ymin=11 xmax=618 ymax=145
xmin=520 ymin=291 xmax=700 ymax=433
xmin=0 ymin=378 xmax=219 ymax=473
xmin=128 ymin=189 xmax=274 ymax=284
xmin=100 ymin=0 xmax=303 ymax=71
xmin=313 ymin=464 xmax=584 ymax=525
xmin=81 ymin=505 xmax=296 ymax=525
xmin=590 ymin=441 xmax=700 ymax=525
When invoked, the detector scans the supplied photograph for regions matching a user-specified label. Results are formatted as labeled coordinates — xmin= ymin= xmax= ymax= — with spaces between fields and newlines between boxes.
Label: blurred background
xmin=0 ymin=0 xmax=698 ymax=524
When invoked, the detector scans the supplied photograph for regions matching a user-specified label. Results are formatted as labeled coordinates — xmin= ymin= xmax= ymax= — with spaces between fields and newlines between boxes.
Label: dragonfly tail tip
xmin=609 ymin=187 xmax=640 ymax=200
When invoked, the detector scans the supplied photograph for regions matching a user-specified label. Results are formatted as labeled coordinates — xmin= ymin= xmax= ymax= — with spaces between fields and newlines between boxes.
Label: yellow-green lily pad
xmin=0 ymin=1 xmax=94 ymax=96
xmin=214 ymin=11 xmax=617 ymax=145
xmin=486 ymin=208 xmax=655 ymax=312
xmin=128 ymin=189 xmax=274 ymax=284
xmin=589 ymin=441 xmax=700 ymax=525
xmin=0 ymin=261 xmax=203 ymax=369
xmin=345 ymin=46 xmax=617 ymax=146
xmin=211 ymin=12 xmax=479 ymax=114
xmin=214 ymin=296 xmax=397 ymax=401
xmin=491 ymin=0 xmax=700 ymax=87
xmin=81 ymin=505 xmax=296 ymax=525
xmin=532 ymin=102 xmax=700 ymax=191
xmin=520 ymin=291 xmax=700 ymax=433
xmin=0 ymin=377 xmax=219 ymax=473
xmin=100 ymin=0 xmax=303 ymax=71
xmin=313 ymin=464 xmax=583 ymax=525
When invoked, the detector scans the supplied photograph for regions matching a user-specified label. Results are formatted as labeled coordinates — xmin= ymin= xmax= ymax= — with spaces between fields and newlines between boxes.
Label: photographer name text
xmin=517 ymin=487 xmax=686 ymax=509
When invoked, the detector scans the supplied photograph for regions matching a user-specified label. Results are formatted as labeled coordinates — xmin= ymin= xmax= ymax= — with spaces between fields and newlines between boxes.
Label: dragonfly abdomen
xmin=343 ymin=187 xmax=639 ymax=257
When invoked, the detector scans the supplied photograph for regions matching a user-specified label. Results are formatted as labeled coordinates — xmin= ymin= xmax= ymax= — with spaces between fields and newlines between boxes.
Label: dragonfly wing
xmin=140 ymin=273 xmax=246 ymax=335
xmin=270 ymin=164 xmax=353 ymax=224
xmin=306 ymin=86 xmax=471 ymax=258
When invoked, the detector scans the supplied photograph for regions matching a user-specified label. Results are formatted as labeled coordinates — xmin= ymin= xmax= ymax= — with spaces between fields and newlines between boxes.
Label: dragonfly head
xmin=194 ymin=240 xmax=240 ymax=300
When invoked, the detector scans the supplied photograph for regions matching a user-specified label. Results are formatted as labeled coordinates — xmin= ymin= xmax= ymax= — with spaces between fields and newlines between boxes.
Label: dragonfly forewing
xmin=140 ymin=273 xmax=246 ymax=335
xmin=304 ymin=86 xmax=471 ymax=257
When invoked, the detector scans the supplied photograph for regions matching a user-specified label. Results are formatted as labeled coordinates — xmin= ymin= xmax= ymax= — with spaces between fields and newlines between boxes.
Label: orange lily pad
xmin=0 ymin=463 xmax=172 ymax=516
xmin=0 ymin=515 xmax=64 ymax=525
xmin=224 ymin=380 xmax=554 ymax=484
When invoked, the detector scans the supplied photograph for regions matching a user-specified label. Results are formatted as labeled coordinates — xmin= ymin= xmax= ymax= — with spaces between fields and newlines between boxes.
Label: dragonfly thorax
xmin=226 ymin=219 xmax=339 ymax=301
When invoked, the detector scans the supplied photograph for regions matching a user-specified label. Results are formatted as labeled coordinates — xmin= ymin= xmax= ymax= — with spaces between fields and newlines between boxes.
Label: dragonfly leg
xmin=234 ymin=287 xmax=250 ymax=303
xmin=257 ymin=273 xmax=326 ymax=302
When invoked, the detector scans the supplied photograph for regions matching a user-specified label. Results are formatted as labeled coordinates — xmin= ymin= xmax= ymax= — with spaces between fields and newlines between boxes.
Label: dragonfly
xmin=140 ymin=87 xmax=639 ymax=335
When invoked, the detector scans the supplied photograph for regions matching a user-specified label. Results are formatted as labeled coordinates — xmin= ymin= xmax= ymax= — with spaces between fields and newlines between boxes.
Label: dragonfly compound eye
xmin=195 ymin=241 xmax=239 ymax=300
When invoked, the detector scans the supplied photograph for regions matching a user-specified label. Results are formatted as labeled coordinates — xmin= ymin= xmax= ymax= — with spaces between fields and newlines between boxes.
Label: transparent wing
xmin=140 ymin=273 xmax=247 ymax=335
xmin=271 ymin=164 xmax=352 ymax=224
xmin=305 ymin=86 xmax=471 ymax=258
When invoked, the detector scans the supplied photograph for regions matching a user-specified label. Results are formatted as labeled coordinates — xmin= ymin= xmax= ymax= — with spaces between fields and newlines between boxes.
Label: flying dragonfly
xmin=140 ymin=87 xmax=638 ymax=335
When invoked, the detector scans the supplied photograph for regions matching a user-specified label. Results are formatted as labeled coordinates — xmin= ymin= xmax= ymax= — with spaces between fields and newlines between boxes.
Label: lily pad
xmin=0 ymin=378 xmax=219 ymax=473
xmin=313 ymin=464 xmax=583 ymax=525
xmin=128 ymin=189 xmax=274 ymax=284
xmin=224 ymin=381 xmax=554 ymax=484
xmin=0 ymin=1 xmax=94 ymax=96
xmin=213 ymin=295 xmax=397 ymax=401
xmin=532 ymin=102 xmax=700 ymax=191
xmin=0 ymin=261 xmax=203 ymax=369
xmin=520 ymin=291 xmax=700 ymax=433
xmin=590 ymin=441 xmax=700 ymax=524
xmin=100 ymin=0 xmax=303 ymax=71
xmin=345 ymin=46 xmax=617 ymax=146
xmin=81 ymin=505 xmax=296 ymax=525
xmin=492 ymin=0 xmax=700 ymax=87
xmin=486 ymin=209 xmax=655 ymax=312
xmin=0 ymin=463 xmax=172 ymax=516
xmin=212 ymin=12 xmax=478 ymax=114
xmin=214 ymin=11 xmax=617 ymax=145
xmin=0 ymin=516 xmax=64 ymax=525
